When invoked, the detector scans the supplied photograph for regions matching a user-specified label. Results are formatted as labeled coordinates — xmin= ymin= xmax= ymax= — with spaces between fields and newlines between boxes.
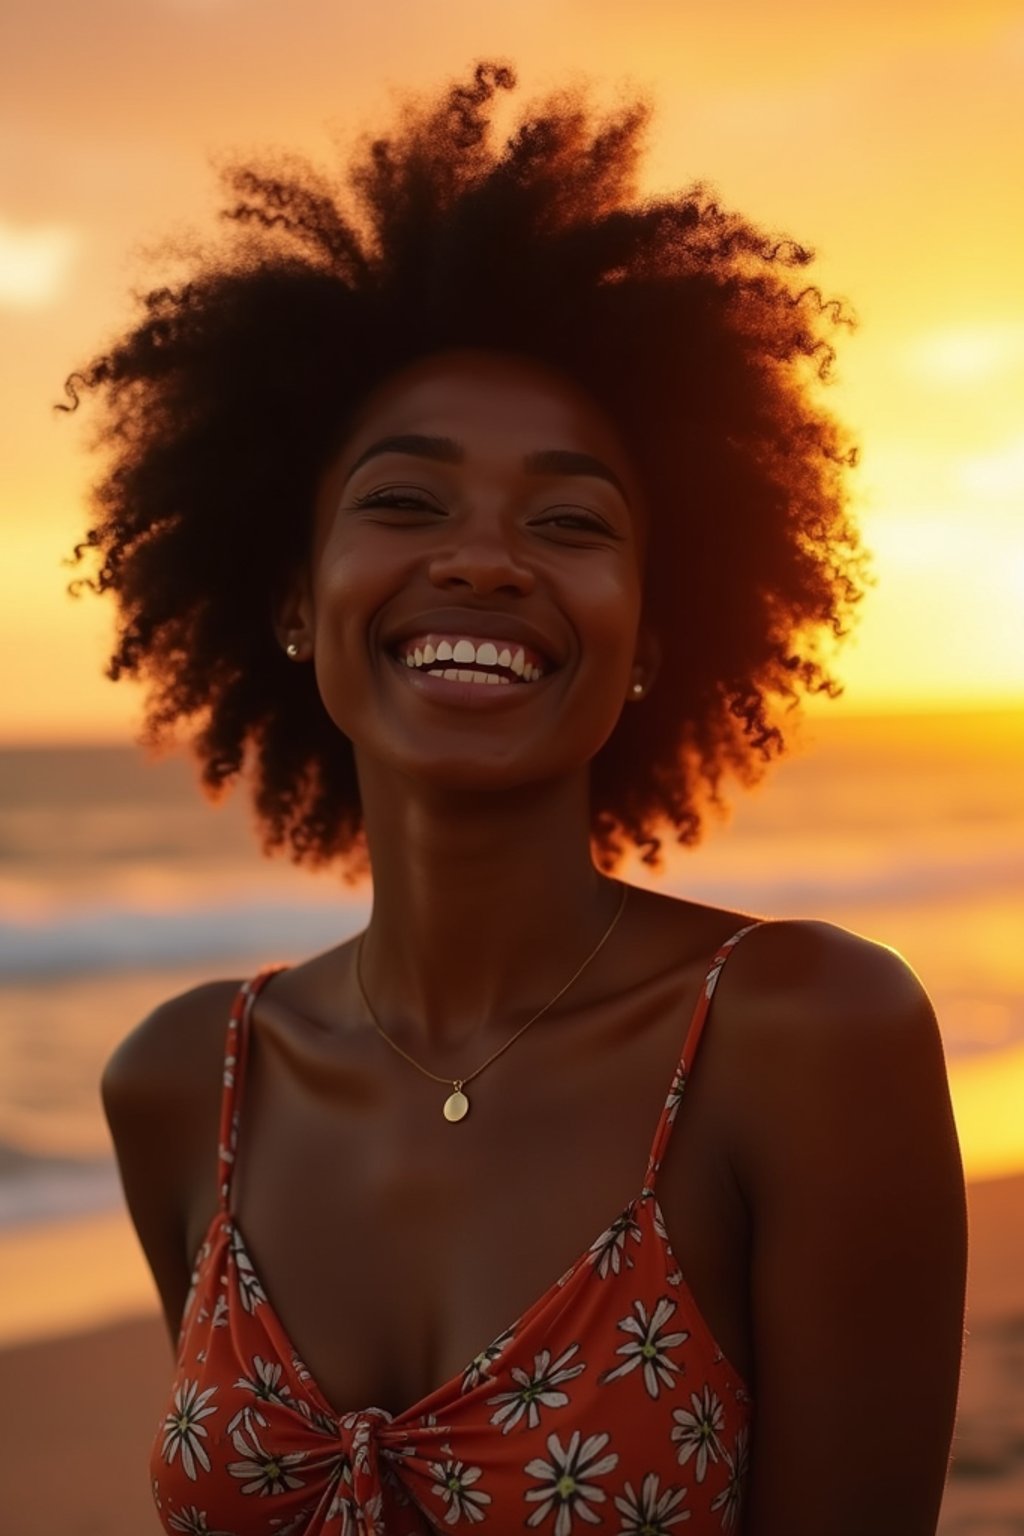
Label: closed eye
xmin=351 ymin=489 xmax=621 ymax=539
xmin=536 ymin=511 xmax=622 ymax=537
xmin=351 ymin=489 xmax=443 ymax=513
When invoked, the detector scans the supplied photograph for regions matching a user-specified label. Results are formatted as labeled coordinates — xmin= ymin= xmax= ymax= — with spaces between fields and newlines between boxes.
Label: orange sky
xmin=3 ymin=0 xmax=1023 ymax=743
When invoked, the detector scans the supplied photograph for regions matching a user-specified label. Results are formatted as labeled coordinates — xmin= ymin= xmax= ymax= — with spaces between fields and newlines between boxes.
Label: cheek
xmin=572 ymin=567 xmax=643 ymax=687
xmin=304 ymin=541 xmax=389 ymax=730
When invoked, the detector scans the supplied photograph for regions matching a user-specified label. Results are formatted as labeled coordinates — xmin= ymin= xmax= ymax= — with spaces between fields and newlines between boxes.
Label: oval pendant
xmin=443 ymin=1088 xmax=469 ymax=1122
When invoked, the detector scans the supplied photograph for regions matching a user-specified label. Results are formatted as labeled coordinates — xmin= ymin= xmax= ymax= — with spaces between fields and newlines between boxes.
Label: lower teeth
xmin=427 ymin=668 xmax=511 ymax=685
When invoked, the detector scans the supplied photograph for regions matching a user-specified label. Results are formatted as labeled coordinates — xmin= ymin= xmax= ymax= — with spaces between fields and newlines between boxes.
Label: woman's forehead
xmin=336 ymin=347 xmax=645 ymax=506
xmin=348 ymin=348 xmax=612 ymax=441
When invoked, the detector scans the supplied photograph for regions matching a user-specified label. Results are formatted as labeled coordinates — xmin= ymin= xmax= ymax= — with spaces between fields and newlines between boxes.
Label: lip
xmin=382 ymin=609 xmax=563 ymax=669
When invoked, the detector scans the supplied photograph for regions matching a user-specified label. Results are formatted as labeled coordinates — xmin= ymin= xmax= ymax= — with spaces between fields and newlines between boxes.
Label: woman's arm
xmin=728 ymin=921 xmax=967 ymax=1536
xmin=100 ymin=981 xmax=239 ymax=1347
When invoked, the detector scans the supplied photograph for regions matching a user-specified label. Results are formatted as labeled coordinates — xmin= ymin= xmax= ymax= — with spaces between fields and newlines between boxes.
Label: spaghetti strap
xmin=642 ymin=920 xmax=764 ymax=1192
xmin=216 ymin=966 xmax=288 ymax=1213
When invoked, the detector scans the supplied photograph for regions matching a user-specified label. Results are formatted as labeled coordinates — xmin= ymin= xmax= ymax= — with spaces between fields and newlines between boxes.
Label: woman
xmin=64 ymin=61 xmax=966 ymax=1536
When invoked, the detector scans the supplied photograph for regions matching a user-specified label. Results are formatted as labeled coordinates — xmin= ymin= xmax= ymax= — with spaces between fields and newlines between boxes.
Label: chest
xmin=194 ymin=973 xmax=752 ymax=1419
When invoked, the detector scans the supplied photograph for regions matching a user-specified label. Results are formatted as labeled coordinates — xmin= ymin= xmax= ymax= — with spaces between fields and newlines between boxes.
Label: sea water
xmin=1 ymin=709 xmax=1021 ymax=1233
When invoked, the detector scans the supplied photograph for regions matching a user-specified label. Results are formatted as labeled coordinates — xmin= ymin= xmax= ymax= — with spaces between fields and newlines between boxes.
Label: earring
xmin=631 ymin=679 xmax=644 ymax=696
xmin=285 ymin=641 xmax=300 ymax=659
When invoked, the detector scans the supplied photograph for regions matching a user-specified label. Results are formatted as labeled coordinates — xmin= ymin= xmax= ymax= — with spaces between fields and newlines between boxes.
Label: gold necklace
xmin=354 ymin=880 xmax=629 ymax=1122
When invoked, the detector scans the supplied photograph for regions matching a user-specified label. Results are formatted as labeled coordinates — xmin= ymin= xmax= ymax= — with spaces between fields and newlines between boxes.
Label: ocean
xmin=1 ymin=708 xmax=1022 ymax=1235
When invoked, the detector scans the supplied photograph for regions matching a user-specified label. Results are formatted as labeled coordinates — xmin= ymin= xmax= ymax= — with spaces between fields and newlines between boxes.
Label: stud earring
xmin=631 ymin=680 xmax=644 ymax=696
xmin=286 ymin=642 xmax=300 ymax=659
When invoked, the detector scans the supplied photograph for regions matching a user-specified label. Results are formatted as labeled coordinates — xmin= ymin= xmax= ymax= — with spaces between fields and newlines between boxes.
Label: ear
xmin=271 ymin=566 xmax=315 ymax=662
xmin=628 ymin=625 xmax=661 ymax=703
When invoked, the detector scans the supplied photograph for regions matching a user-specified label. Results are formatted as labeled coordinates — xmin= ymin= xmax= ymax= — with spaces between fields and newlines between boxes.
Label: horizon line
xmin=1 ymin=697 xmax=1022 ymax=753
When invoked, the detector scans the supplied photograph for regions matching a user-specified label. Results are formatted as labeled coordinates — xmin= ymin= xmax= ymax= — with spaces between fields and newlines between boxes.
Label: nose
xmin=427 ymin=521 xmax=536 ymax=598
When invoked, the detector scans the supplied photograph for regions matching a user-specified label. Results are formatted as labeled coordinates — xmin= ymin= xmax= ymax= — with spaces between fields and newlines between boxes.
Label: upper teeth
xmin=398 ymin=637 xmax=546 ymax=682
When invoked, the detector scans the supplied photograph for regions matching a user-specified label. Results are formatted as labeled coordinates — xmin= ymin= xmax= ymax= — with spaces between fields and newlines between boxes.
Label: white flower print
xmin=223 ymin=1032 xmax=237 ymax=1089
xmin=323 ymin=1451 xmax=356 ymax=1524
xmin=229 ymin=1226 xmax=267 ymax=1313
xmin=161 ymin=1380 xmax=218 ymax=1481
xmin=293 ymin=1396 xmax=341 ymax=1437
xmin=325 ymin=1493 xmax=359 ymax=1534
xmin=349 ymin=1408 xmax=396 ymax=1474
xmin=235 ymin=1354 xmax=293 ymax=1406
xmin=524 ymin=1428 xmax=619 ymax=1535
xmin=326 ymin=1489 xmax=384 ymax=1535
xmin=181 ymin=1240 xmax=212 ymax=1329
xmin=613 ymin=1472 xmax=690 ymax=1531
xmin=211 ymin=1293 xmax=229 ymax=1329
xmin=586 ymin=1208 xmax=644 ymax=1279
xmin=670 ymin=1385 xmax=725 ymax=1481
xmin=413 ymin=1410 xmax=454 ymax=1453
xmin=227 ymin=1399 xmax=269 ymax=1437
xmin=267 ymin=1513 xmax=318 ymax=1535
xmin=167 ymin=1507 xmax=208 ymax=1534
xmin=599 ymin=1297 xmax=690 ymax=1398
xmin=326 ymin=1487 xmax=385 ymax=1535
xmin=704 ymin=955 xmax=727 ymax=1001
xmin=487 ymin=1342 xmax=587 ymax=1434
xmin=461 ymin=1325 xmax=516 ymax=1391
xmin=227 ymin=1420 xmax=306 ymax=1495
xmin=428 ymin=1457 xmax=492 ymax=1524
xmin=167 ymin=1508 xmax=236 ymax=1536
xmin=710 ymin=1425 xmax=750 ymax=1531
xmin=663 ymin=1064 xmax=686 ymax=1128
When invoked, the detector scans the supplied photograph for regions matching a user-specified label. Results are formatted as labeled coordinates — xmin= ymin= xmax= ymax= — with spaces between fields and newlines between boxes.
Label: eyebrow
xmin=345 ymin=433 xmax=630 ymax=503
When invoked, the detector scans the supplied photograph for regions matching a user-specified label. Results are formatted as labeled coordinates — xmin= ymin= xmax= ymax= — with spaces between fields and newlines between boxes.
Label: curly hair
xmin=60 ymin=59 xmax=866 ymax=874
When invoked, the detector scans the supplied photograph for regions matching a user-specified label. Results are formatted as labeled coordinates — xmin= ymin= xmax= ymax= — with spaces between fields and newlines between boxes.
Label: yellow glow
xmin=948 ymin=1044 xmax=1024 ymax=1182
xmin=960 ymin=437 xmax=1024 ymax=500
xmin=0 ymin=221 xmax=79 ymax=309
xmin=2 ymin=5 xmax=1024 ymax=740
xmin=907 ymin=324 xmax=1024 ymax=385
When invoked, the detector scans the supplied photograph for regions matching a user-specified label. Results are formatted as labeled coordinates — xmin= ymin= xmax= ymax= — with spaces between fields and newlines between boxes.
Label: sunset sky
xmin=3 ymin=0 xmax=1023 ymax=743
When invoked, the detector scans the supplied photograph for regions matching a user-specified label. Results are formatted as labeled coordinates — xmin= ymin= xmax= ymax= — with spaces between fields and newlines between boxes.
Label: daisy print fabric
xmin=151 ymin=924 xmax=759 ymax=1535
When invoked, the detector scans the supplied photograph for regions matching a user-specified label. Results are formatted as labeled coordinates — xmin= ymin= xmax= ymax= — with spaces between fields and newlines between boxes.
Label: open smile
xmin=393 ymin=632 xmax=551 ymax=685
xmin=386 ymin=631 xmax=557 ymax=706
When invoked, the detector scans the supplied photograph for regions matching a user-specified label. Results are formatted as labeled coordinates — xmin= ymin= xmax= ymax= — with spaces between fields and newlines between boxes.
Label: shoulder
xmin=102 ymin=976 xmax=244 ymax=1121
xmin=100 ymin=977 xmax=249 ymax=1341
xmin=711 ymin=921 xmax=967 ymax=1528
xmin=717 ymin=916 xmax=938 ymax=1070
xmin=714 ymin=918 xmax=950 ymax=1171
xmin=101 ymin=976 xmax=248 ymax=1228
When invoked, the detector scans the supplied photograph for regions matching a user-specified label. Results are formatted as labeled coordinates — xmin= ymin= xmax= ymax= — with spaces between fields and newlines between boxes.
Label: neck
xmin=354 ymin=762 xmax=622 ymax=1054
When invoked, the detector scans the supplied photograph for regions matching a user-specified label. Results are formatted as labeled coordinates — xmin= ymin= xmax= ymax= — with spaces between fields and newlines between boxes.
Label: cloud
xmin=959 ymin=438 xmax=1024 ymax=500
xmin=0 ymin=221 xmax=80 ymax=309
xmin=905 ymin=324 xmax=1024 ymax=386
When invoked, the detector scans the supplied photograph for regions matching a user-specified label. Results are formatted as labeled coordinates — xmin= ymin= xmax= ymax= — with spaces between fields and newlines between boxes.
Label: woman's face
xmin=288 ymin=347 xmax=653 ymax=794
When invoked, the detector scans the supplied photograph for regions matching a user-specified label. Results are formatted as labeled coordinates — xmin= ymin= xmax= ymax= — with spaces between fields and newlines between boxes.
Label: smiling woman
xmin=58 ymin=59 xmax=965 ymax=1536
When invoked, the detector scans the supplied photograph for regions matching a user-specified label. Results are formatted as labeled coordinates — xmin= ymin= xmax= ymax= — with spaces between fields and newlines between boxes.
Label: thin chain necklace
xmin=354 ymin=880 xmax=629 ymax=1122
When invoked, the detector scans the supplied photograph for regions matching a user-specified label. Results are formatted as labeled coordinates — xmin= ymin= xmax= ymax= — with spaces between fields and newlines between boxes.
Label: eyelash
xmin=352 ymin=489 xmax=614 ymax=535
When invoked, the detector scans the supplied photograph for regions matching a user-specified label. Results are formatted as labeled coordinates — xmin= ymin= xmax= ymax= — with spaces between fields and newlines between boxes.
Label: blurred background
xmin=1 ymin=2 xmax=1022 ymax=1531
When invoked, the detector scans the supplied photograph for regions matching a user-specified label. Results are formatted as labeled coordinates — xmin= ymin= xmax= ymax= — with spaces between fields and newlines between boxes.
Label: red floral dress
xmin=152 ymin=923 xmax=760 ymax=1535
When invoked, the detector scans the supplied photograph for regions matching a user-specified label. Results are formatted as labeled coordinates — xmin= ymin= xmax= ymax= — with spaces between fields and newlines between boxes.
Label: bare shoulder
xmin=713 ymin=915 xmax=957 ymax=1198
xmin=101 ymin=977 xmax=244 ymax=1343
xmin=725 ymin=914 xmax=933 ymax=1025
xmin=102 ymin=977 xmax=243 ymax=1128
xmin=712 ymin=918 xmax=967 ymax=1533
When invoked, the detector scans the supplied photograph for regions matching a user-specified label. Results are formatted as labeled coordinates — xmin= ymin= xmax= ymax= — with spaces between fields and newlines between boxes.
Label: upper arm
xmin=101 ymin=980 xmax=239 ymax=1348
xmin=727 ymin=922 xmax=967 ymax=1536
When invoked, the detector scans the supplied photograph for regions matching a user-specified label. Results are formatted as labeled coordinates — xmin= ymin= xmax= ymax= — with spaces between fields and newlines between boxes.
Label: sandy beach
xmin=0 ymin=1173 xmax=1020 ymax=1536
